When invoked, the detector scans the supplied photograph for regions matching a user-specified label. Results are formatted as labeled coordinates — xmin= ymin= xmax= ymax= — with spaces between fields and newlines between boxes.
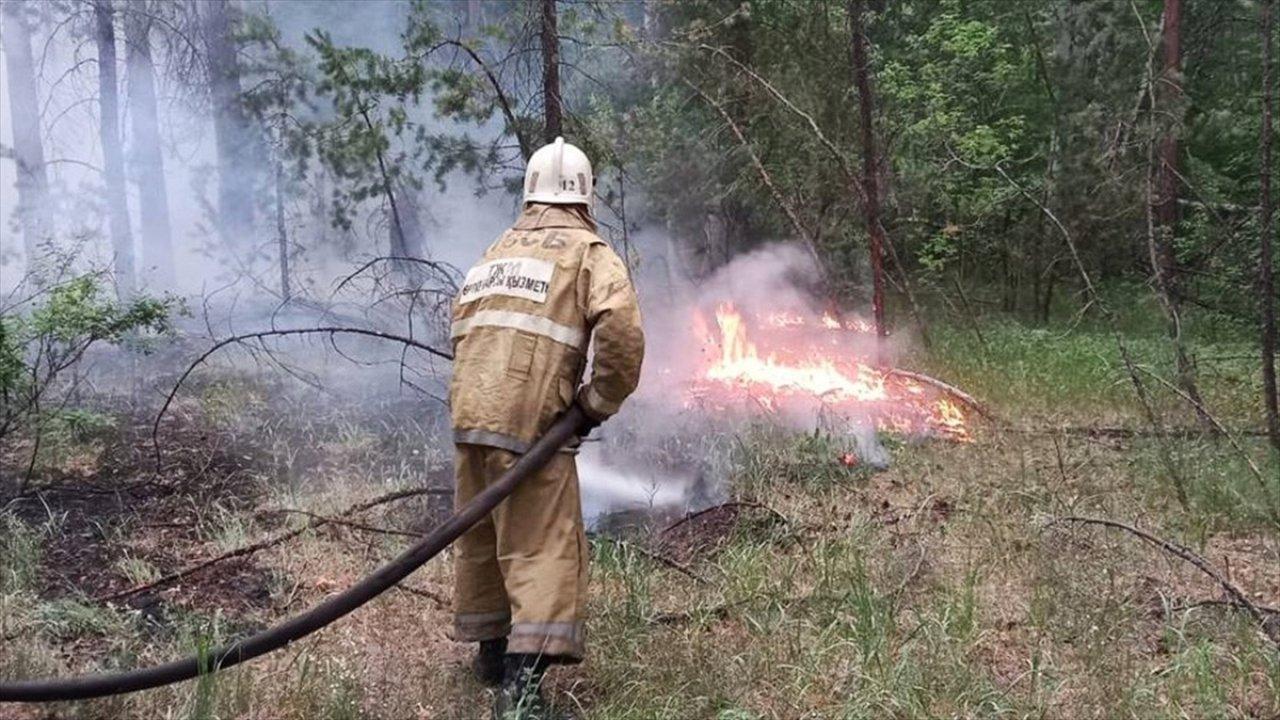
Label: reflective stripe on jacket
xmin=449 ymin=203 xmax=644 ymax=451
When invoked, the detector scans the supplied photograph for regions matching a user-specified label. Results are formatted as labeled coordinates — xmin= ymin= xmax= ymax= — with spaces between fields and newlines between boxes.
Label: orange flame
xmin=690 ymin=303 xmax=970 ymax=440
xmin=707 ymin=303 xmax=887 ymax=403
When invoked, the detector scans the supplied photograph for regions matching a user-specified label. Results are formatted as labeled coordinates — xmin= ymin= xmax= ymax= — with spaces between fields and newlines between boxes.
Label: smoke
xmin=0 ymin=1 xmax=891 ymax=534
xmin=576 ymin=240 xmax=893 ymax=527
xmin=0 ymin=1 xmax=518 ymax=301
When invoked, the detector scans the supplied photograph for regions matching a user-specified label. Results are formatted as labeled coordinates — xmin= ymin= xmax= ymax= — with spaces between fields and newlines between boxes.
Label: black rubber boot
xmin=492 ymin=654 xmax=558 ymax=720
xmin=473 ymin=638 xmax=507 ymax=687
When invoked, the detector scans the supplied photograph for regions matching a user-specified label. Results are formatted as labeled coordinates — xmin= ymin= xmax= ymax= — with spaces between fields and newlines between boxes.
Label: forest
xmin=0 ymin=0 xmax=1278 ymax=717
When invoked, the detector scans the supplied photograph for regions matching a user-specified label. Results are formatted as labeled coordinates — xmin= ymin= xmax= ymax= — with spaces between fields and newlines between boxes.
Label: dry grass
xmin=1 ymin=319 xmax=1278 ymax=719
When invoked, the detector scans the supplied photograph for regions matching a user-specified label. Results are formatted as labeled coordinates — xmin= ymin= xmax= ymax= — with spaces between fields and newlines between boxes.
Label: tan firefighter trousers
xmin=452 ymin=443 xmax=588 ymax=661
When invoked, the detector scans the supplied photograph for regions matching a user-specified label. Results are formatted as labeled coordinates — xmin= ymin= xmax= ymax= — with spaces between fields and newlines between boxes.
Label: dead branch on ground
xmin=1007 ymin=425 xmax=1272 ymax=439
xmin=1168 ymin=598 xmax=1280 ymax=616
xmin=332 ymin=256 xmax=462 ymax=297
xmin=267 ymin=508 xmax=426 ymax=539
xmin=661 ymin=500 xmax=789 ymax=536
xmin=393 ymin=583 xmax=449 ymax=608
xmin=1047 ymin=515 xmax=1280 ymax=648
xmin=651 ymin=590 xmax=867 ymax=626
xmin=95 ymin=486 xmax=442 ymax=604
xmin=884 ymin=369 xmax=998 ymax=422
xmin=596 ymin=536 xmax=710 ymax=584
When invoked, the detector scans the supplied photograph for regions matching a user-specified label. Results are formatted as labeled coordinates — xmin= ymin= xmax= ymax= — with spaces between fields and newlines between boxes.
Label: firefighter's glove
xmin=571 ymin=400 xmax=602 ymax=437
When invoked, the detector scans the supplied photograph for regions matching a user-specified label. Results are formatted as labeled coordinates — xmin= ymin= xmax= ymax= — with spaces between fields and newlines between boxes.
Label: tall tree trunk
xmin=1261 ymin=0 xmax=1279 ymax=451
xmin=1 ymin=1 xmax=54 ymax=276
xmin=124 ymin=0 xmax=175 ymax=289
xmin=201 ymin=0 xmax=255 ymax=247
xmin=1153 ymin=0 xmax=1182 ymax=293
xmin=94 ymin=0 xmax=135 ymax=297
xmin=274 ymin=156 xmax=290 ymax=300
xmin=1150 ymin=0 xmax=1212 ymax=430
xmin=391 ymin=183 xmax=425 ymax=259
xmin=355 ymin=103 xmax=418 ymax=263
xmin=540 ymin=0 xmax=562 ymax=142
xmin=849 ymin=0 xmax=887 ymax=340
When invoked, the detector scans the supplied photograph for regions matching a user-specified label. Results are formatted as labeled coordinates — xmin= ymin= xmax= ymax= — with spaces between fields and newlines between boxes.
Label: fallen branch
xmin=393 ymin=583 xmax=449 ymax=608
xmin=651 ymin=591 xmax=846 ymax=626
xmin=269 ymin=509 xmax=424 ymax=539
xmin=661 ymin=501 xmax=789 ymax=536
xmin=883 ymin=369 xmax=998 ymax=422
xmin=651 ymin=597 xmax=749 ymax=626
xmin=1007 ymin=425 xmax=1273 ymax=439
xmin=1167 ymin=598 xmax=1280 ymax=616
xmin=664 ymin=545 xmax=932 ymax=623
xmin=95 ymin=487 xmax=441 ymax=604
xmin=1048 ymin=515 xmax=1280 ymax=647
xmin=597 ymin=536 xmax=709 ymax=584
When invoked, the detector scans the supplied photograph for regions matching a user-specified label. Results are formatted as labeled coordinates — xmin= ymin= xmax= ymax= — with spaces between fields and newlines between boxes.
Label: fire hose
xmin=0 ymin=406 xmax=585 ymax=703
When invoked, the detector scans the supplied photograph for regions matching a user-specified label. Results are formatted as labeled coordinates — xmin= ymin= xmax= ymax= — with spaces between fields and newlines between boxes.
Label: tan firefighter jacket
xmin=448 ymin=203 xmax=644 ymax=453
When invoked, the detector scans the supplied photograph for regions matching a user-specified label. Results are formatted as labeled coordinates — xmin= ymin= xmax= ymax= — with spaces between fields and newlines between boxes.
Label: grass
xmin=0 ymin=513 xmax=47 ymax=596
xmin=0 ymin=294 xmax=1277 ymax=719
xmin=913 ymin=286 xmax=1268 ymax=428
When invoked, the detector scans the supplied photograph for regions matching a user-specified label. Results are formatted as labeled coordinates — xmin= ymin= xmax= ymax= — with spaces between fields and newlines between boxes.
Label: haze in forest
xmin=2 ymin=1 xmax=1279 ymax=717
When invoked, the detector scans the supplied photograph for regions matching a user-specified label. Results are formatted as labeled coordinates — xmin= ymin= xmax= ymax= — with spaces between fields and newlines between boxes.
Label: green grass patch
xmin=913 ymin=290 xmax=1265 ymax=427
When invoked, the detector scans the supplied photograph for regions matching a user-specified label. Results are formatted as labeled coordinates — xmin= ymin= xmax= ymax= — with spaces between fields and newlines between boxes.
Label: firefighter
xmin=448 ymin=137 xmax=645 ymax=718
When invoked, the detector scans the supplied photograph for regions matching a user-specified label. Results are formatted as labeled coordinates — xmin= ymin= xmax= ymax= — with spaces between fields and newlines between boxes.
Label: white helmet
xmin=523 ymin=137 xmax=593 ymax=211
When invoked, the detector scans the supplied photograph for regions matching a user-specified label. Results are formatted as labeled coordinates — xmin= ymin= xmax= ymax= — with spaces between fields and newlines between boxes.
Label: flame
xmin=708 ymin=303 xmax=887 ymax=403
xmin=689 ymin=303 xmax=970 ymax=440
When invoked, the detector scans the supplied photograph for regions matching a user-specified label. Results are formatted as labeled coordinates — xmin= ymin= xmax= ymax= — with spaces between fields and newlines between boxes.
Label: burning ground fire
xmin=685 ymin=303 xmax=970 ymax=441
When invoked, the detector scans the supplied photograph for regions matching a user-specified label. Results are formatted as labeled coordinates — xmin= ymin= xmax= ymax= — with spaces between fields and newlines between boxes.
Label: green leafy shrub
xmin=1 ymin=275 xmax=179 ymax=473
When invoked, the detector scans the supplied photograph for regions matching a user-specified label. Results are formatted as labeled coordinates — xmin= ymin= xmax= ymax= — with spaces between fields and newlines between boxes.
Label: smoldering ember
xmin=0 ymin=1 xmax=1278 ymax=718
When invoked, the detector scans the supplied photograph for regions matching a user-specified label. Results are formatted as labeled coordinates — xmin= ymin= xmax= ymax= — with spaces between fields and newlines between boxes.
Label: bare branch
xmin=884 ymin=369 xmax=999 ymax=422
xmin=1048 ymin=515 xmax=1280 ymax=648
xmin=152 ymin=328 xmax=453 ymax=465
xmin=96 ymin=487 xmax=443 ymax=604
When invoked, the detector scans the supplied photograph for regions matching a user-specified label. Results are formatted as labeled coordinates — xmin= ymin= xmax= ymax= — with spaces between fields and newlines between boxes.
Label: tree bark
xmin=1 ymin=0 xmax=54 ymax=276
xmin=390 ymin=182 xmax=425 ymax=260
xmin=274 ymin=157 xmax=290 ymax=299
xmin=1150 ymin=0 xmax=1212 ymax=431
xmin=540 ymin=0 xmax=562 ymax=142
xmin=849 ymin=0 xmax=887 ymax=340
xmin=1261 ymin=0 xmax=1279 ymax=451
xmin=201 ymin=0 xmax=255 ymax=248
xmin=124 ymin=0 xmax=175 ymax=290
xmin=94 ymin=0 xmax=136 ymax=297
xmin=1153 ymin=0 xmax=1182 ymax=294
xmin=359 ymin=106 xmax=418 ymax=262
